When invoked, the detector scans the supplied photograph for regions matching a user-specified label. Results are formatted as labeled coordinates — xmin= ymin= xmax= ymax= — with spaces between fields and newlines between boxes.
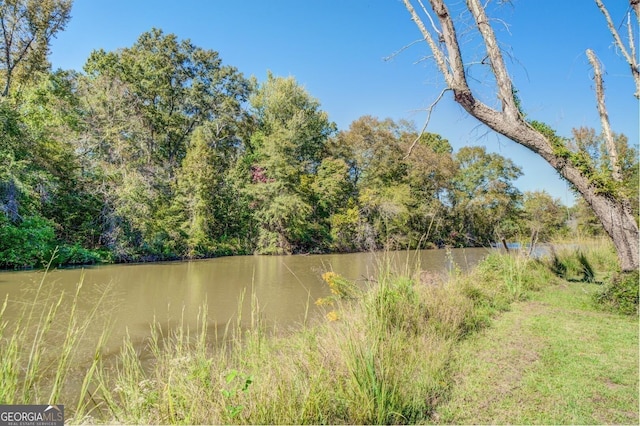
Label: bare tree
xmin=402 ymin=0 xmax=639 ymax=272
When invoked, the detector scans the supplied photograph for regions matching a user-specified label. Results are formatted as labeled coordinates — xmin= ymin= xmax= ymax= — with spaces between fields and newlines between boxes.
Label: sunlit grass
xmin=435 ymin=279 xmax=639 ymax=425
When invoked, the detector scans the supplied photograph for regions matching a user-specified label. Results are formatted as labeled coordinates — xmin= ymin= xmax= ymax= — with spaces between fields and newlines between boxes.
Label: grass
xmin=1 ymin=240 xmax=637 ymax=424
xmin=0 ymin=255 xmax=111 ymax=409
xmin=71 ymin=251 xmax=561 ymax=424
xmin=434 ymin=281 xmax=639 ymax=425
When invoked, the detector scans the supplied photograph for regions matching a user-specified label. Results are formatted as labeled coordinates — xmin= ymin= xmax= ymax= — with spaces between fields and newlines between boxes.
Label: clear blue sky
xmin=49 ymin=0 xmax=638 ymax=206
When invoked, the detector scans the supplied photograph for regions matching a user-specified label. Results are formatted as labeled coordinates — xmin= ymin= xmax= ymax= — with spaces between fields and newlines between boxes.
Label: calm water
xmin=0 ymin=248 xmax=489 ymax=358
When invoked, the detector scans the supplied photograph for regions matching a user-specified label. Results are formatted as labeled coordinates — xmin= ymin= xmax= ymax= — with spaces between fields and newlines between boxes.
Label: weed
xmin=220 ymin=369 xmax=253 ymax=421
xmin=0 ymin=258 xmax=110 ymax=409
xmin=577 ymin=251 xmax=596 ymax=283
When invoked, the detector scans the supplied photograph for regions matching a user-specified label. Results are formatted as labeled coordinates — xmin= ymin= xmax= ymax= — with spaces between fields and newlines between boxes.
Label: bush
xmin=54 ymin=244 xmax=106 ymax=266
xmin=0 ymin=215 xmax=56 ymax=268
xmin=594 ymin=271 xmax=639 ymax=316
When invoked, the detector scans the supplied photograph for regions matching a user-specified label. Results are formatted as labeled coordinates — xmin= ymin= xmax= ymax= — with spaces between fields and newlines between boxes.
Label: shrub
xmin=594 ymin=270 xmax=639 ymax=316
xmin=548 ymin=240 xmax=618 ymax=283
xmin=55 ymin=244 xmax=106 ymax=266
xmin=0 ymin=215 xmax=56 ymax=268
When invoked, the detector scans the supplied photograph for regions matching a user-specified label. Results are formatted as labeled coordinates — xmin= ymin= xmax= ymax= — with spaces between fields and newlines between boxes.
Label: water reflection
xmin=0 ymin=248 xmax=490 ymax=353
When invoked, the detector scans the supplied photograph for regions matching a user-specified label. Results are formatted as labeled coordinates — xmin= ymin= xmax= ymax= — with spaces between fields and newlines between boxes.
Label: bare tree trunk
xmin=402 ymin=0 xmax=639 ymax=272
xmin=528 ymin=229 xmax=538 ymax=257
xmin=586 ymin=49 xmax=622 ymax=182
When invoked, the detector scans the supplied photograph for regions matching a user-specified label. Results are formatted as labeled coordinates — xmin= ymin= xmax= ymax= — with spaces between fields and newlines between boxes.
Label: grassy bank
xmin=433 ymin=279 xmax=639 ymax=424
xmin=1 ymin=241 xmax=637 ymax=424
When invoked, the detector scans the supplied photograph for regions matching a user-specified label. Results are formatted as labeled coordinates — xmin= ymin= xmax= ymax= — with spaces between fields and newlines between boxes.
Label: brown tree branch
xmin=404 ymin=87 xmax=449 ymax=159
xmin=402 ymin=0 xmax=452 ymax=84
xmin=428 ymin=0 xmax=468 ymax=90
xmin=630 ymin=0 xmax=639 ymax=25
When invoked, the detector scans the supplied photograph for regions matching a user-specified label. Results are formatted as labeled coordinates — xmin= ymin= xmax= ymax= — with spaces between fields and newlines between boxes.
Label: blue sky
xmin=49 ymin=0 xmax=638 ymax=205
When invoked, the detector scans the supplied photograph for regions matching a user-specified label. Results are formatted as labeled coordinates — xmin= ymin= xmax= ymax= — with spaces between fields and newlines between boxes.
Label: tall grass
xmin=6 ymin=243 xmax=622 ymax=424
xmin=547 ymin=238 xmax=638 ymax=315
xmin=72 ymin=249 xmax=555 ymax=425
xmin=0 ymin=259 xmax=110 ymax=411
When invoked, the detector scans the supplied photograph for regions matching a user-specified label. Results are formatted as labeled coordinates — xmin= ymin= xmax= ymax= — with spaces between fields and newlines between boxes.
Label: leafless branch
xmin=586 ymin=49 xmax=622 ymax=182
xmin=384 ymin=38 xmax=424 ymax=62
xmin=416 ymin=0 xmax=442 ymax=37
xmin=491 ymin=17 xmax=512 ymax=36
xmin=467 ymin=0 xmax=518 ymax=119
xmin=404 ymin=87 xmax=450 ymax=159
xmin=627 ymin=12 xmax=637 ymax=70
xmin=402 ymin=0 xmax=452 ymax=83
xmin=413 ymin=54 xmax=435 ymax=65
xmin=595 ymin=0 xmax=640 ymax=98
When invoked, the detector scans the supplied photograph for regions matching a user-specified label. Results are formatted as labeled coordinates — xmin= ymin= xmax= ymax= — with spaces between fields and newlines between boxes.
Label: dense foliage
xmin=0 ymin=6 xmax=635 ymax=267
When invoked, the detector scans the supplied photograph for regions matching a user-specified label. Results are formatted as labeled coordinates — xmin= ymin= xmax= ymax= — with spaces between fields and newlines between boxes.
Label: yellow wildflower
xmin=326 ymin=310 xmax=340 ymax=322
xmin=315 ymin=297 xmax=332 ymax=306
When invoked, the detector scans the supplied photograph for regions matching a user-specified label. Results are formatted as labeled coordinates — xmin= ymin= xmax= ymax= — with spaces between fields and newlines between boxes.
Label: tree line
xmin=0 ymin=2 xmax=636 ymax=268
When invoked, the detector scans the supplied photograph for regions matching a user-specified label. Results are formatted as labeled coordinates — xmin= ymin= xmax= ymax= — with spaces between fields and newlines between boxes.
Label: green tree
xmin=522 ymin=190 xmax=568 ymax=243
xmin=246 ymin=73 xmax=335 ymax=254
xmin=0 ymin=215 xmax=56 ymax=268
xmin=331 ymin=116 xmax=407 ymax=250
xmin=449 ymin=146 xmax=522 ymax=246
xmin=83 ymin=28 xmax=251 ymax=170
xmin=15 ymin=70 xmax=103 ymax=248
xmin=0 ymin=99 xmax=30 ymax=222
xmin=330 ymin=116 xmax=456 ymax=250
xmin=173 ymin=125 xmax=248 ymax=257
xmin=0 ymin=74 xmax=88 ymax=267
xmin=311 ymin=157 xmax=353 ymax=218
xmin=333 ymin=116 xmax=407 ymax=187
xmin=570 ymin=127 xmax=639 ymax=220
xmin=78 ymin=29 xmax=251 ymax=259
xmin=403 ymin=131 xmax=456 ymax=247
xmin=571 ymin=198 xmax=605 ymax=237
xmin=0 ymin=0 xmax=72 ymax=97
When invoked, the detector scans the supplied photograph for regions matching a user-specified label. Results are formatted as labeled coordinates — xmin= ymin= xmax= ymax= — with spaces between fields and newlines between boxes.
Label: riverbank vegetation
xmin=1 ymin=2 xmax=638 ymax=269
xmin=1 ymin=240 xmax=636 ymax=424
